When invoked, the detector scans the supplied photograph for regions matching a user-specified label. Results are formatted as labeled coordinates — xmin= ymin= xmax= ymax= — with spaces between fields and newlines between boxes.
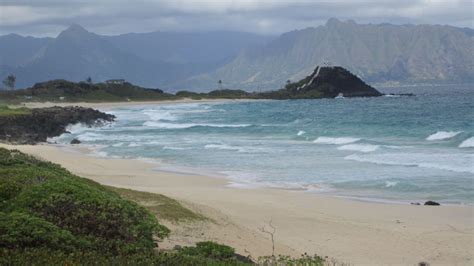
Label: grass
xmin=107 ymin=186 xmax=207 ymax=222
xmin=0 ymin=105 xmax=31 ymax=117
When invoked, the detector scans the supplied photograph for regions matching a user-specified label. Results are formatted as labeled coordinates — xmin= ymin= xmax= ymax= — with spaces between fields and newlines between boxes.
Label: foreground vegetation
xmin=0 ymin=148 xmax=327 ymax=265
xmin=0 ymin=106 xmax=31 ymax=117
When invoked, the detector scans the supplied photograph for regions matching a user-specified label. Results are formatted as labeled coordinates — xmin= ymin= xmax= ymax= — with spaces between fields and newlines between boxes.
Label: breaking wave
xmin=345 ymin=153 xmax=474 ymax=174
xmin=143 ymin=121 xmax=251 ymax=129
xmin=426 ymin=131 xmax=462 ymax=141
xmin=314 ymin=137 xmax=360 ymax=145
xmin=337 ymin=144 xmax=380 ymax=153
xmin=459 ymin=137 xmax=474 ymax=148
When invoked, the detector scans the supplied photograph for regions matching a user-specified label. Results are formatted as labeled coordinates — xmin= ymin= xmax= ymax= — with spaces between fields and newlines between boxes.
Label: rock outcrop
xmin=424 ymin=201 xmax=441 ymax=206
xmin=70 ymin=138 xmax=81 ymax=144
xmin=0 ymin=106 xmax=115 ymax=144
xmin=288 ymin=66 xmax=383 ymax=98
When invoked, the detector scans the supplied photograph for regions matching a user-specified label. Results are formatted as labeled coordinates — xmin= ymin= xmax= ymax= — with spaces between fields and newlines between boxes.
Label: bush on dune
xmin=0 ymin=147 xmax=169 ymax=256
xmin=0 ymin=148 xmax=255 ymax=265
xmin=0 ymin=147 xmax=328 ymax=265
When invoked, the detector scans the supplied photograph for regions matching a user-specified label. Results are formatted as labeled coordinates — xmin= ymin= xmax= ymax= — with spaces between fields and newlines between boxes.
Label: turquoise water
xmin=54 ymin=85 xmax=474 ymax=204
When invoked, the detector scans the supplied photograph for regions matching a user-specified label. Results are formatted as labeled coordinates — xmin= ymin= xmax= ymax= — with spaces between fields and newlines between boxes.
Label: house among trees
xmin=105 ymin=79 xmax=126 ymax=84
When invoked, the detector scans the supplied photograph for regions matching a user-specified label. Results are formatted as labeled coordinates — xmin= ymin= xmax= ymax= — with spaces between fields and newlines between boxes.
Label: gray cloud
xmin=1 ymin=0 xmax=472 ymax=37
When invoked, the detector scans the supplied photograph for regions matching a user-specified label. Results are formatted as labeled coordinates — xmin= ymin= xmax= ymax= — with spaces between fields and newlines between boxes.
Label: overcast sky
xmin=0 ymin=0 xmax=472 ymax=37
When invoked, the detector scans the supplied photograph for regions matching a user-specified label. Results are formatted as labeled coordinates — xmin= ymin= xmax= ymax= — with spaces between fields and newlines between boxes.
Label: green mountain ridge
xmin=178 ymin=19 xmax=474 ymax=91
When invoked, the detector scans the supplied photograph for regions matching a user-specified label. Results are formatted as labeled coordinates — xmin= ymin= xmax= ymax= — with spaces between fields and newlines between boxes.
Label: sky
xmin=0 ymin=0 xmax=473 ymax=37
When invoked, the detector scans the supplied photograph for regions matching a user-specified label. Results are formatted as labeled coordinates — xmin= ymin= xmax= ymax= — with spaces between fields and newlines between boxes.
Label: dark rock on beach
xmin=70 ymin=138 xmax=81 ymax=144
xmin=424 ymin=201 xmax=441 ymax=206
xmin=0 ymin=106 xmax=115 ymax=144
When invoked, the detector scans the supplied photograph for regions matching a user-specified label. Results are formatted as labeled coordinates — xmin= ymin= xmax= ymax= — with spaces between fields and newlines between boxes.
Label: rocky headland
xmin=260 ymin=66 xmax=383 ymax=99
xmin=0 ymin=106 xmax=115 ymax=144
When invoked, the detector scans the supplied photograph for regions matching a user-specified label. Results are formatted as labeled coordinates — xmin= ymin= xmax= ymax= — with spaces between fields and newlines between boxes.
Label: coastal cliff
xmin=0 ymin=106 xmax=115 ymax=144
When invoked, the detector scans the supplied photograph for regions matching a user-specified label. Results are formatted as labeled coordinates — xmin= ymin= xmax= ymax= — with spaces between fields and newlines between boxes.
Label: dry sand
xmin=1 ymin=143 xmax=473 ymax=265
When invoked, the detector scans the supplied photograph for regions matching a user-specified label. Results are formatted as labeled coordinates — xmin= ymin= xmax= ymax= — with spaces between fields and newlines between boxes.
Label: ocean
xmin=53 ymin=85 xmax=474 ymax=204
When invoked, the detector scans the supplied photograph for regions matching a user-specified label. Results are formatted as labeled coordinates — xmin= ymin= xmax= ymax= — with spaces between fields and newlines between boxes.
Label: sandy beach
xmin=1 ymin=141 xmax=472 ymax=265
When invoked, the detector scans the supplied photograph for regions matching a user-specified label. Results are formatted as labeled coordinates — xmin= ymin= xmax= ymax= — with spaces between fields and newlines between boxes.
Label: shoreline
xmin=1 ymin=142 xmax=473 ymax=265
xmin=15 ymin=98 xmax=261 ymax=110
xmin=66 ymin=142 xmax=468 ymax=207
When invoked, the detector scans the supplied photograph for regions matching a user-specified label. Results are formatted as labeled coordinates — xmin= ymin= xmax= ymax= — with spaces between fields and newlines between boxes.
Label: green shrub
xmin=0 ymin=248 xmax=252 ymax=266
xmin=0 ymin=147 xmax=169 ymax=255
xmin=9 ymin=177 xmax=169 ymax=254
xmin=258 ymin=254 xmax=324 ymax=266
xmin=0 ymin=179 xmax=22 ymax=203
xmin=180 ymin=241 xmax=236 ymax=260
xmin=0 ymin=248 xmax=157 ymax=266
xmin=0 ymin=212 xmax=89 ymax=251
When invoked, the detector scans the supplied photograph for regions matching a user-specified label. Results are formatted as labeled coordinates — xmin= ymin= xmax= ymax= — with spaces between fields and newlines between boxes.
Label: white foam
xmin=337 ymin=144 xmax=379 ymax=153
xmin=385 ymin=181 xmax=398 ymax=188
xmin=426 ymin=131 xmax=462 ymax=141
xmin=112 ymin=142 xmax=124 ymax=147
xmin=163 ymin=146 xmax=189 ymax=151
xmin=143 ymin=121 xmax=251 ymax=129
xmin=143 ymin=121 xmax=192 ymax=129
xmin=77 ymin=132 xmax=104 ymax=141
xmin=459 ymin=137 xmax=474 ymax=148
xmin=65 ymin=123 xmax=90 ymax=133
xmin=143 ymin=110 xmax=177 ymax=121
xmin=92 ymin=150 xmax=109 ymax=157
xmin=204 ymin=144 xmax=267 ymax=153
xmin=205 ymin=144 xmax=240 ymax=151
xmin=128 ymin=142 xmax=142 ymax=147
xmin=297 ymin=130 xmax=306 ymax=136
xmin=314 ymin=137 xmax=360 ymax=145
xmin=345 ymin=152 xmax=474 ymax=174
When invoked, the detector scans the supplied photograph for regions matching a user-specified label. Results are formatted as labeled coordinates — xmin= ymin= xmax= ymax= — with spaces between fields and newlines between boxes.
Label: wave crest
xmin=143 ymin=121 xmax=251 ymax=129
xmin=345 ymin=153 xmax=474 ymax=174
xmin=337 ymin=144 xmax=379 ymax=153
xmin=459 ymin=137 xmax=474 ymax=148
xmin=314 ymin=137 xmax=360 ymax=145
xmin=426 ymin=131 xmax=462 ymax=141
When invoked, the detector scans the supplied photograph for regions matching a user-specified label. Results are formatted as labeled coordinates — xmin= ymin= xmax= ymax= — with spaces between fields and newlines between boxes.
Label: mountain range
xmin=0 ymin=19 xmax=472 ymax=91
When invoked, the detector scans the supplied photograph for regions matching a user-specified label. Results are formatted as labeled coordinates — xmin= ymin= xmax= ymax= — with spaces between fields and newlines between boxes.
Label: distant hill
xmin=0 ymin=79 xmax=176 ymax=103
xmin=0 ymin=34 xmax=52 ymax=68
xmin=179 ymin=18 xmax=474 ymax=91
xmin=0 ymin=25 xmax=272 ymax=89
xmin=1 ymin=20 xmax=472 ymax=91
xmin=1 ymin=66 xmax=382 ymax=103
xmin=106 ymin=31 xmax=272 ymax=64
